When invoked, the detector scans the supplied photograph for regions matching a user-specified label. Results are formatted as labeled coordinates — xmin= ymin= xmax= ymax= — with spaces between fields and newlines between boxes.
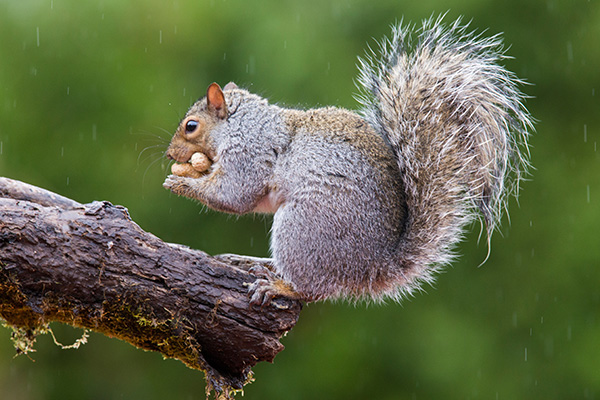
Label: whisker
xmin=137 ymin=144 xmax=168 ymax=165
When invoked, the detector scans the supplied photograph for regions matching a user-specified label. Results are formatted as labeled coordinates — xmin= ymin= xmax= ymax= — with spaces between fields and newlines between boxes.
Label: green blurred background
xmin=0 ymin=0 xmax=598 ymax=399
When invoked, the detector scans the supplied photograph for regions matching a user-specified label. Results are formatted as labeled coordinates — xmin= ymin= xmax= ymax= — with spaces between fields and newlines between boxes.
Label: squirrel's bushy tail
xmin=357 ymin=16 xmax=533 ymax=299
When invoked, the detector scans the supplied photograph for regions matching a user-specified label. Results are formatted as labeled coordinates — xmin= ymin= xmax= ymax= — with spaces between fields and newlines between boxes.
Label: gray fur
xmin=164 ymin=16 xmax=532 ymax=303
xmin=356 ymin=15 xmax=533 ymax=300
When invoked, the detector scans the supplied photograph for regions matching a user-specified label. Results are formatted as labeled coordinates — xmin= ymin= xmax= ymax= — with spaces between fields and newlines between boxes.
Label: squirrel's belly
xmin=252 ymin=189 xmax=285 ymax=214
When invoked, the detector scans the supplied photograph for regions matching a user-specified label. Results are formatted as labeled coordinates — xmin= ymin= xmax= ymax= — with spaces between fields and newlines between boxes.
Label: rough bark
xmin=0 ymin=177 xmax=302 ymax=398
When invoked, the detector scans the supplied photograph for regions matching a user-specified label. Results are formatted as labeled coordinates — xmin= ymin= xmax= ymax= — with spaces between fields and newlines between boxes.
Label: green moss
xmin=0 ymin=269 xmax=249 ymax=398
xmin=5 ymin=322 xmax=49 ymax=356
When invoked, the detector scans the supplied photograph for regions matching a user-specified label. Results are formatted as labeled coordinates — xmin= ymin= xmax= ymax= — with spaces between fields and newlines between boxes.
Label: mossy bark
xmin=0 ymin=177 xmax=301 ymax=398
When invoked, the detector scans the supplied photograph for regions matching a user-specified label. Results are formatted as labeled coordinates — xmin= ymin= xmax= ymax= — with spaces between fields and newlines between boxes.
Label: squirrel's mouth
xmin=170 ymin=152 xmax=212 ymax=178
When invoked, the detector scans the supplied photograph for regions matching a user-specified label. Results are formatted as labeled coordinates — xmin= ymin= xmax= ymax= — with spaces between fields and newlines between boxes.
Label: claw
xmin=245 ymin=277 xmax=302 ymax=308
xmin=163 ymin=175 xmax=186 ymax=191
xmin=247 ymin=278 xmax=278 ymax=306
xmin=162 ymin=175 xmax=175 ymax=190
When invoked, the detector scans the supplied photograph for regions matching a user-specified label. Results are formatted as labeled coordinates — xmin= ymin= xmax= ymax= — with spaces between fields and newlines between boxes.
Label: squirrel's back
xmin=356 ymin=16 xmax=533 ymax=300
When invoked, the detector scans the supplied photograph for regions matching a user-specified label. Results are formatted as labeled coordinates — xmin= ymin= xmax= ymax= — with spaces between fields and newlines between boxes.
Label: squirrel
xmin=163 ymin=16 xmax=532 ymax=304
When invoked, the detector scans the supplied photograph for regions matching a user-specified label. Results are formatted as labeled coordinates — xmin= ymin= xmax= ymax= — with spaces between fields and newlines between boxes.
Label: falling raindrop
xmin=566 ymin=41 xmax=573 ymax=63
xmin=246 ymin=56 xmax=256 ymax=75
xmin=587 ymin=185 xmax=590 ymax=203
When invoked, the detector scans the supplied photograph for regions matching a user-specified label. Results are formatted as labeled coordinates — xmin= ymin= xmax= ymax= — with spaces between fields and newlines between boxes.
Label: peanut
xmin=190 ymin=152 xmax=211 ymax=172
xmin=171 ymin=162 xmax=202 ymax=178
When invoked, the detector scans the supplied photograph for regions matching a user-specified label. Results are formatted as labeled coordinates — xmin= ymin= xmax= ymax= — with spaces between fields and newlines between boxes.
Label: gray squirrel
xmin=163 ymin=16 xmax=532 ymax=304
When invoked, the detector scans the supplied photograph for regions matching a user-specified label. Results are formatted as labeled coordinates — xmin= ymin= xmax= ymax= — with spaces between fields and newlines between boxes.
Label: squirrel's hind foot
xmin=246 ymin=276 xmax=304 ymax=308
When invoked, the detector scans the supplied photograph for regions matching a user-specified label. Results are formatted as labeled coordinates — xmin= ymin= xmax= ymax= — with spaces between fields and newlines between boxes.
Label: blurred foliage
xmin=0 ymin=0 xmax=599 ymax=399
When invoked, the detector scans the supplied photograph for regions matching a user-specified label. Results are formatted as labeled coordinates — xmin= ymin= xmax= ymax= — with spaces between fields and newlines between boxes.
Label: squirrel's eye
xmin=185 ymin=119 xmax=199 ymax=133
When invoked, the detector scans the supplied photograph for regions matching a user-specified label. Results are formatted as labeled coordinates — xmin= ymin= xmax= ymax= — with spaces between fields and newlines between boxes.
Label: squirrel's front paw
xmin=163 ymin=174 xmax=180 ymax=189
xmin=163 ymin=175 xmax=193 ymax=195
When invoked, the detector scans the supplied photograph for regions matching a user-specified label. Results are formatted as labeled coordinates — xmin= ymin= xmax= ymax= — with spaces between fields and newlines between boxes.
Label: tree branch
xmin=0 ymin=177 xmax=302 ymax=398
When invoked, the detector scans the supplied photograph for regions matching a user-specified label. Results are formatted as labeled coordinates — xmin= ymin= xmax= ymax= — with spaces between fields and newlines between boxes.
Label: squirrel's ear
xmin=206 ymin=82 xmax=228 ymax=120
xmin=223 ymin=81 xmax=238 ymax=91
